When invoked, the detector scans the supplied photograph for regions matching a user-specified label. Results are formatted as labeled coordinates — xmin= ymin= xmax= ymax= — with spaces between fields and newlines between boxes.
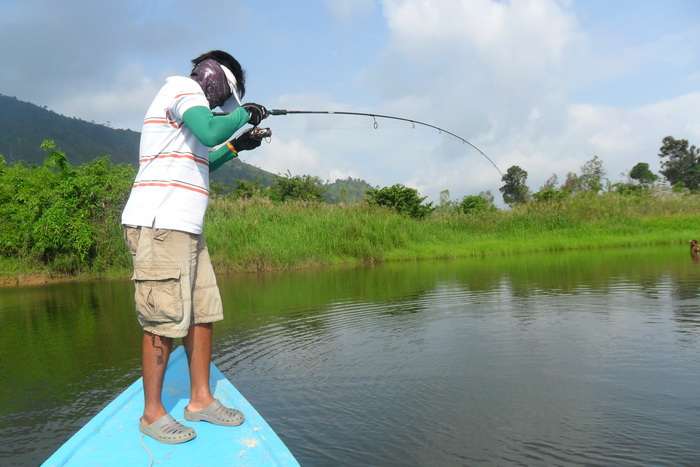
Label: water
xmin=2 ymin=246 xmax=700 ymax=465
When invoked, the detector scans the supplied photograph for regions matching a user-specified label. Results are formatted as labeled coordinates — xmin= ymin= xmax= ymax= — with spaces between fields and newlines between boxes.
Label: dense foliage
xmin=0 ymin=141 xmax=135 ymax=272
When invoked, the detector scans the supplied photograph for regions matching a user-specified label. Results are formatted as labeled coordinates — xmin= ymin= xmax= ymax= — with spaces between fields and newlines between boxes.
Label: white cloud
xmin=355 ymin=0 xmax=586 ymax=200
xmin=246 ymin=138 xmax=322 ymax=177
xmin=53 ymin=63 xmax=169 ymax=130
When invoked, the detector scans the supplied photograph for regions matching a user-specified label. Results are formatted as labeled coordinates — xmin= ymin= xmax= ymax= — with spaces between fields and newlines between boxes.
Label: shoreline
xmin=0 ymin=270 xmax=131 ymax=288
xmin=1 ymin=239 xmax=687 ymax=288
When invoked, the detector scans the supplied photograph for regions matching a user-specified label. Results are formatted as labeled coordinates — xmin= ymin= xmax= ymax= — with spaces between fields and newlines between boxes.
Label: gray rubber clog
xmin=184 ymin=399 xmax=245 ymax=427
xmin=139 ymin=413 xmax=196 ymax=444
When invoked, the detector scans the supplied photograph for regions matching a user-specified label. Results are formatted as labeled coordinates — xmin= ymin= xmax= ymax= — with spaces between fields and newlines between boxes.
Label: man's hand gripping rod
xmin=212 ymin=111 xmax=272 ymax=140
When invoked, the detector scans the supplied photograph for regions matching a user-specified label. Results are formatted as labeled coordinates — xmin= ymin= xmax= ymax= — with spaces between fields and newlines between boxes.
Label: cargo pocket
xmin=132 ymin=267 xmax=183 ymax=323
xmin=123 ymin=226 xmax=141 ymax=256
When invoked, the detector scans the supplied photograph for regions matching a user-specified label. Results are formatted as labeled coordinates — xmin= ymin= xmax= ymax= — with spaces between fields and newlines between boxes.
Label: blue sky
xmin=1 ymin=0 xmax=698 ymax=203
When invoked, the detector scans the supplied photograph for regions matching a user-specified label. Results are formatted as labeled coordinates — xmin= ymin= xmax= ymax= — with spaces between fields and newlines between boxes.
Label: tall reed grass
xmin=204 ymin=191 xmax=700 ymax=273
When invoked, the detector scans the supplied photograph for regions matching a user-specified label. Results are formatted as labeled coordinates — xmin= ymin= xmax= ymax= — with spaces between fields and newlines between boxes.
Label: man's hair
xmin=191 ymin=50 xmax=246 ymax=98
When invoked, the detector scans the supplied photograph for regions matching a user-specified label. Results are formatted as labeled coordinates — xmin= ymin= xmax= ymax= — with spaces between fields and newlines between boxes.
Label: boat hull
xmin=42 ymin=346 xmax=299 ymax=466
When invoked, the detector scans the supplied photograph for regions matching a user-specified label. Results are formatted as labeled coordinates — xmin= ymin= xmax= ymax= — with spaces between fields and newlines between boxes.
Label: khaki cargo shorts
xmin=123 ymin=226 xmax=224 ymax=338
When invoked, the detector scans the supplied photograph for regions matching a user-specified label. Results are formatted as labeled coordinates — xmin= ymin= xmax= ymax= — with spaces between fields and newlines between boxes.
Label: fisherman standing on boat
xmin=121 ymin=50 xmax=269 ymax=444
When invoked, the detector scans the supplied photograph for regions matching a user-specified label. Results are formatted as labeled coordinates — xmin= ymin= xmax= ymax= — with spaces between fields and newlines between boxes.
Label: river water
xmin=2 ymin=245 xmax=700 ymax=466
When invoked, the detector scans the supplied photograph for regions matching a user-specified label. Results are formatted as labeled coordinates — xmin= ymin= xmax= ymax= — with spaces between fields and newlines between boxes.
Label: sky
xmin=1 ymin=0 xmax=699 ymax=204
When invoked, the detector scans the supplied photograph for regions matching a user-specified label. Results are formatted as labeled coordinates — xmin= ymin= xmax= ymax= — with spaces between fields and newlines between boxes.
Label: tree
xmin=532 ymin=173 xmax=568 ymax=202
xmin=365 ymin=184 xmax=434 ymax=219
xmin=560 ymin=172 xmax=579 ymax=192
xmin=439 ymin=190 xmax=452 ymax=208
xmin=539 ymin=174 xmax=558 ymax=192
xmin=658 ymin=136 xmax=700 ymax=190
xmin=577 ymin=155 xmax=606 ymax=193
xmin=629 ymin=162 xmax=658 ymax=187
xmin=558 ymin=156 xmax=606 ymax=194
xmin=500 ymin=165 xmax=529 ymax=206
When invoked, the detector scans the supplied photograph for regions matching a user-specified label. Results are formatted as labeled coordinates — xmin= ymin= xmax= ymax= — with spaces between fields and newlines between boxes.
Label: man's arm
xmin=182 ymin=106 xmax=250 ymax=147
xmin=208 ymin=144 xmax=237 ymax=173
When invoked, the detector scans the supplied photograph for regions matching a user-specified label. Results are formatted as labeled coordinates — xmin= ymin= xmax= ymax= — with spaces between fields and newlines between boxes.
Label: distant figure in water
xmin=690 ymin=240 xmax=700 ymax=261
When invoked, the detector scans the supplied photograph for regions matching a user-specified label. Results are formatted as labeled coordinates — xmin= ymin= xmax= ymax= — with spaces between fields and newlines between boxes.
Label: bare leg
xmin=141 ymin=331 xmax=173 ymax=425
xmin=183 ymin=323 xmax=216 ymax=412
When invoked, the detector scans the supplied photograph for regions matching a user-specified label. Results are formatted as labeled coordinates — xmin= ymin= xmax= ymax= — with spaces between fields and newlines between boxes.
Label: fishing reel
xmin=250 ymin=127 xmax=272 ymax=141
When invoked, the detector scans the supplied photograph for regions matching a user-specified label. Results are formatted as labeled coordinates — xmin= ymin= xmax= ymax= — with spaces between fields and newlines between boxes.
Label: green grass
xmin=204 ymin=191 xmax=700 ymax=274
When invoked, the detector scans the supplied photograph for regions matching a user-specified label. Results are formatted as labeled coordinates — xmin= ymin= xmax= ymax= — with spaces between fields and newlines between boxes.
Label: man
xmin=121 ymin=50 xmax=268 ymax=444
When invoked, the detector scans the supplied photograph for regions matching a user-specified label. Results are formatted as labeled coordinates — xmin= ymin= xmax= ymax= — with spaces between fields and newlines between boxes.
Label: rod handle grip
xmin=269 ymin=109 xmax=288 ymax=116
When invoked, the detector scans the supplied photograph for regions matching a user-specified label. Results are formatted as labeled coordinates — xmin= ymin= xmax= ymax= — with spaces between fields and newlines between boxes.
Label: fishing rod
xmin=221 ymin=108 xmax=503 ymax=176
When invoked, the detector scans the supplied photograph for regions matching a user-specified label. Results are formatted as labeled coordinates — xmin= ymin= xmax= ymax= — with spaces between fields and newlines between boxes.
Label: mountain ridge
xmin=0 ymin=94 xmax=278 ymax=188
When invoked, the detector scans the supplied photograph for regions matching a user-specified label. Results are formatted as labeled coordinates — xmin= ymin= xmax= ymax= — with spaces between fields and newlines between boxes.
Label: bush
xmin=531 ymin=188 xmax=570 ymax=202
xmin=269 ymin=171 xmax=326 ymax=202
xmin=231 ymin=178 xmax=267 ymax=199
xmin=458 ymin=191 xmax=497 ymax=213
xmin=610 ymin=182 xmax=644 ymax=195
xmin=365 ymin=184 xmax=434 ymax=219
xmin=0 ymin=141 xmax=135 ymax=272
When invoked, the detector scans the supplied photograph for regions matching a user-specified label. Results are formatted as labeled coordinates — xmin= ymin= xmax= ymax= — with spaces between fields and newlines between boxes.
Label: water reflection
xmin=2 ymin=245 xmax=700 ymax=465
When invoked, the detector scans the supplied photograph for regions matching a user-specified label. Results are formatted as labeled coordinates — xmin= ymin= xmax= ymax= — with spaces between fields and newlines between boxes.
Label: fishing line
xmin=217 ymin=108 xmax=502 ymax=176
xmin=268 ymin=109 xmax=503 ymax=176
xmin=139 ymin=417 xmax=190 ymax=466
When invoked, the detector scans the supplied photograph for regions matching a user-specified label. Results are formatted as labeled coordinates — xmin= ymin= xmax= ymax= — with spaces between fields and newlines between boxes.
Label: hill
xmin=0 ymin=94 xmax=277 ymax=188
xmin=325 ymin=177 xmax=374 ymax=203
xmin=0 ymin=94 xmax=375 ymax=200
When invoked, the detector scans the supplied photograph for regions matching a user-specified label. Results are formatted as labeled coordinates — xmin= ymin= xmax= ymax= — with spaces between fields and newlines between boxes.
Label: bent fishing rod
xmin=221 ymin=108 xmax=503 ymax=176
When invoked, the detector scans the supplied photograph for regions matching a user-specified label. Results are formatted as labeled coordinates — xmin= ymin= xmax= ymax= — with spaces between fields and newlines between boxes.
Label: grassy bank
xmin=204 ymin=191 xmax=700 ymax=273
xmin=2 ymin=191 xmax=700 ymax=286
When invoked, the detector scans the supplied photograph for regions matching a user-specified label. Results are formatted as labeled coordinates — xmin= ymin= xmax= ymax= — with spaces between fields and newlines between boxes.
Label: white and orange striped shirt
xmin=122 ymin=77 xmax=213 ymax=234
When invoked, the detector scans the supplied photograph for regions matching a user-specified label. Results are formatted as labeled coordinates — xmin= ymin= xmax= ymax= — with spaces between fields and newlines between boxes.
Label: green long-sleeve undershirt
xmin=182 ymin=105 xmax=250 ymax=173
